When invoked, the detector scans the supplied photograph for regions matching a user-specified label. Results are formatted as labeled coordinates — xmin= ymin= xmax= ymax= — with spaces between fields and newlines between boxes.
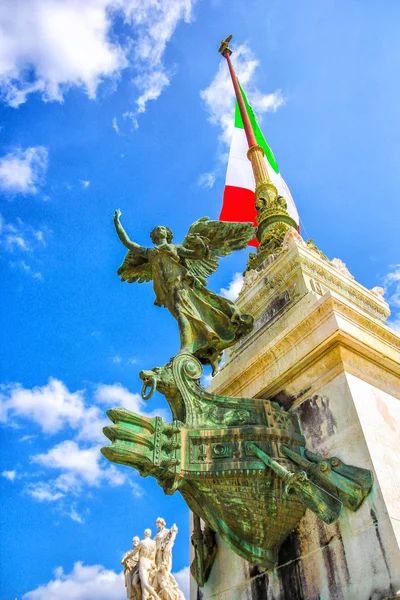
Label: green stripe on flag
xmin=234 ymin=81 xmax=280 ymax=174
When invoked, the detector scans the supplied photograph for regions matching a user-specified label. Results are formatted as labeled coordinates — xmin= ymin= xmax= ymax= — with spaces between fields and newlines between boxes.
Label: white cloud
xmin=128 ymin=480 xmax=145 ymax=498
xmin=95 ymin=383 xmax=169 ymax=420
xmin=23 ymin=562 xmax=190 ymax=600
xmin=32 ymin=440 xmax=104 ymax=486
xmin=79 ymin=180 xmax=90 ymax=189
xmin=173 ymin=565 xmax=190 ymax=600
xmin=383 ymin=265 xmax=400 ymax=308
xmin=0 ymin=0 xmax=197 ymax=122
xmin=0 ymin=378 xmax=162 ymax=507
xmin=25 ymin=440 xmax=129 ymax=508
xmin=0 ymin=378 xmax=164 ymax=440
xmin=112 ymin=117 xmax=120 ymax=134
xmin=25 ymin=481 xmax=65 ymax=502
xmin=1 ymin=469 xmax=17 ymax=481
xmin=66 ymin=504 xmax=85 ymax=524
xmin=201 ymin=373 xmax=213 ymax=387
xmin=0 ymin=215 xmax=48 ymax=259
xmin=0 ymin=0 xmax=127 ymax=108
xmin=123 ymin=0 xmax=196 ymax=117
xmin=0 ymin=378 xmax=87 ymax=434
xmin=134 ymin=70 xmax=170 ymax=114
xmin=0 ymin=146 xmax=48 ymax=194
xmin=200 ymin=43 xmax=284 ymax=152
xmin=14 ymin=260 xmax=43 ymax=280
xmin=383 ymin=265 xmax=400 ymax=334
xmin=220 ymin=272 xmax=244 ymax=301
xmin=198 ymin=172 xmax=216 ymax=189
xmin=387 ymin=317 xmax=400 ymax=334
xmin=123 ymin=110 xmax=139 ymax=131
xmin=95 ymin=383 xmax=146 ymax=413
xmin=23 ymin=562 xmax=124 ymax=600
xmin=112 ymin=355 xmax=122 ymax=364
xmin=20 ymin=434 xmax=36 ymax=442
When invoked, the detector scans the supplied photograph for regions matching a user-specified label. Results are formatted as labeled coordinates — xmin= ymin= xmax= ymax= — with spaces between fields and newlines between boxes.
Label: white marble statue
xmin=122 ymin=519 xmax=185 ymax=600
xmin=122 ymin=536 xmax=141 ymax=600
xmin=137 ymin=529 xmax=161 ymax=600
xmin=153 ymin=518 xmax=185 ymax=600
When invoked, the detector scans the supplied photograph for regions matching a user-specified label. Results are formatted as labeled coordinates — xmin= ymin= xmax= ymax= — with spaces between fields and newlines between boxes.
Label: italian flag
xmin=220 ymin=82 xmax=299 ymax=246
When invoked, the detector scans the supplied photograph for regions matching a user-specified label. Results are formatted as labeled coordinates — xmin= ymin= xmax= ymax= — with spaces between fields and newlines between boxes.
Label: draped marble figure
xmin=121 ymin=520 xmax=185 ymax=600
xmin=114 ymin=210 xmax=254 ymax=374
xmin=122 ymin=536 xmax=141 ymax=600
xmin=153 ymin=518 xmax=185 ymax=600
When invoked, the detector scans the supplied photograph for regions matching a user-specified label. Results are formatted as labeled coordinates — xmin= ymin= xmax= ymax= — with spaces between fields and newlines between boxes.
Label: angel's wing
xmin=117 ymin=248 xmax=152 ymax=284
xmin=182 ymin=217 xmax=255 ymax=280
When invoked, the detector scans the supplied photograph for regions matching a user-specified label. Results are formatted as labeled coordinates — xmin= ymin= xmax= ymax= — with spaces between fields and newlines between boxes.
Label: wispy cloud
xmin=1 ymin=469 xmax=17 ymax=482
xmin=0 ymin=214 xmax=48 ymax=254
xmin=79 ymin=180 xmax=90 ymax=189
xmin=0 ymin=147 xmax=48 ymax=194
xmin=220 ymin=272 xmax=244 ymax=301
xmin=201 ymin=43 xmax=284 ymax=148
xmin=66 ymin=504 xmax=85 ymax=524
xmin=383 ymin=264 xmax=400 ymax=333
xmin=201 ymin=373 xmax=213 ymax=387
xmin=11 ymin=260 xmax=43 ymax=280
xmin=198 ymin=172 xmax=216 ymax=189
xmin=112 ymin=117 xmax=120 ymax=134
xmin=199 ymin=43 xmax=284 ymax=182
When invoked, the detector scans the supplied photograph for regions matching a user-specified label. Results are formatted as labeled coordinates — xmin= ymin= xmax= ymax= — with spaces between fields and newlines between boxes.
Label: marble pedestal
xmin=190 ymin=232 xmax=400 ymax=600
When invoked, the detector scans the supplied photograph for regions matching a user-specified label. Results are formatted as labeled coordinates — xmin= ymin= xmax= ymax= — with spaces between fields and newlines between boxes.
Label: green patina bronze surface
xmin=101 ymin=353 xmax=373 ymax=580
xmin=113 ymin=210 xmax=254 ymax=374
xmin=103 ymin=213 xmax=374 ymax=586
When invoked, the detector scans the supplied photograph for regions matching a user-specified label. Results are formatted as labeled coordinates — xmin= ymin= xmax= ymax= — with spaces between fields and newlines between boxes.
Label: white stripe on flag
xmin=225 ymin=128 xmax=255 ymax=190
xmin=226 ymin=128 xmax=299 ymax=225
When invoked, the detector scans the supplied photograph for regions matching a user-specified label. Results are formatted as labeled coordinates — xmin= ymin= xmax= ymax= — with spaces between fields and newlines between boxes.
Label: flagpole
xmin=218 ymin=35 xmax=273 ymax=190
xmin=218 ymin=35 xmax=297 ymax=269
xmin=223 ymin=52 xmax=257 ymax=148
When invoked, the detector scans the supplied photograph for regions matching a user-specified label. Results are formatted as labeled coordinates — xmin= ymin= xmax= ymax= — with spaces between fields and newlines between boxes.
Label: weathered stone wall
xmin=191 ymin=371 xmax=400 ymax=600
xmin=190 ymin=235 xmax=400 ymax=600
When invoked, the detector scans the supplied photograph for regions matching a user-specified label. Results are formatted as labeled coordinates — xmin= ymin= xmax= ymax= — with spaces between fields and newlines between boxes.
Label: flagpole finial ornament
xmin=218 ymin=37 xmax=301 ymax=269
xmin=218 ymin=34 xmax=233 ymax=56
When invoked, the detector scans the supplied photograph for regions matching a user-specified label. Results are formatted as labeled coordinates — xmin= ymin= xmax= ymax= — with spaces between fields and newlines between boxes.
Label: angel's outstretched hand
xmin=114 ymin=208 xmax=122 ymax=222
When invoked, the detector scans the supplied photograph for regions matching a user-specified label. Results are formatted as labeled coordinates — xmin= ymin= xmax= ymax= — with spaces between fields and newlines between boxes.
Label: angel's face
xmin=151 ymin=226 xmax=168 ymax=244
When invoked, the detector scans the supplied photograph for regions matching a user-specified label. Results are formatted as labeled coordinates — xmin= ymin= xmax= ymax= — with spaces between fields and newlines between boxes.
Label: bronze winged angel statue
xmin=113 ymin=210 xmax=254 ymax=374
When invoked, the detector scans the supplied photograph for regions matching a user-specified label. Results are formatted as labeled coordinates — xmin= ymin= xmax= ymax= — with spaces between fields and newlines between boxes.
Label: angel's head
xmin=132 ymin=536 xmax=140 ymax=548
xmin=150 ymin=225 xmax=173 ymax=245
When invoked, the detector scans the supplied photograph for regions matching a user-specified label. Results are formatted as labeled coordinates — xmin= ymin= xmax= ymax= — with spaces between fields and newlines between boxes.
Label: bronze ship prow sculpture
xmin=102 ymin=212 xmax=373 ymax=584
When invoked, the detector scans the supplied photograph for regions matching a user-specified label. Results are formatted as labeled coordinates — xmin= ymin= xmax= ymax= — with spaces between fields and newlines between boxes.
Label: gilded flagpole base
xmin=246 ymin=145 xmax=298 ymax=271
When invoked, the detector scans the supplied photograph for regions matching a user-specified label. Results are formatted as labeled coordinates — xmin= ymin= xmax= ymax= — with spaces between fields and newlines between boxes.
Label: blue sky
xmin=1 ymin=1 xmax=400 ymax=599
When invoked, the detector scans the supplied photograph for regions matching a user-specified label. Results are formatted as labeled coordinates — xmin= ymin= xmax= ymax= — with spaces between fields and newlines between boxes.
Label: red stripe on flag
xmin=219 ymin=185 xmax=258 ymax=247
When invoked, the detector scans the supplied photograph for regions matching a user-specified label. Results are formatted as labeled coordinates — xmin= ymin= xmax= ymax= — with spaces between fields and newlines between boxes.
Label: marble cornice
xmin=237 ymin=234 xmax=390 ymax=325
xmin=209 ymin=293 xmax=400 ymax=401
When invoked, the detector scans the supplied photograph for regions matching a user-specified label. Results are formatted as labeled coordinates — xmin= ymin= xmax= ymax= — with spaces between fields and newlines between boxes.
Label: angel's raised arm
xmin=113 ymin=209 xmax=143 ymax=252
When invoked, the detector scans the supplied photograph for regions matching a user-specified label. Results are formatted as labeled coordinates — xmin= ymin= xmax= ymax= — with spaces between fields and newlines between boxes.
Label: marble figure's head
xmin=156 ymin=517 xmax=166 ymax=531
xmin=132 ymin=536 xmax=140 ymax=547
xmin=144 ymin=528 xmax=152 ymax=538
